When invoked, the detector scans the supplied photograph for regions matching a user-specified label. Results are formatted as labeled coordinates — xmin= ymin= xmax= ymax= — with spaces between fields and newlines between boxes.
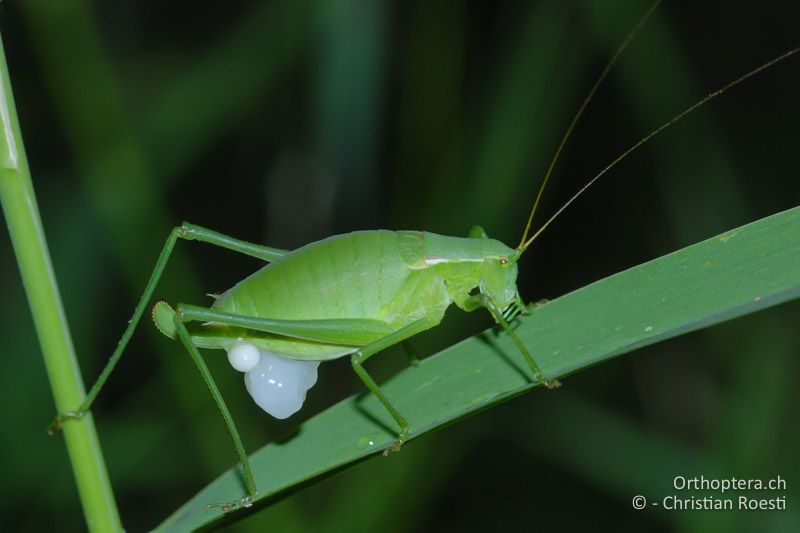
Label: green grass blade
xmin=157 ymin=206 xmax=800 ymax=531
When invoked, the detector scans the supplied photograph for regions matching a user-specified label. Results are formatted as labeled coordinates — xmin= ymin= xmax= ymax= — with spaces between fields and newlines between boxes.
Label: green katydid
xmin=46 ymin=0 xmax=800 ymax=514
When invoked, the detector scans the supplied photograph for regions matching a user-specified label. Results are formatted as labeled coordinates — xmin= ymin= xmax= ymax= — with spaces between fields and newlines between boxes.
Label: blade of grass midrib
xmin=157 ymin=206 xmax=800 ymax=532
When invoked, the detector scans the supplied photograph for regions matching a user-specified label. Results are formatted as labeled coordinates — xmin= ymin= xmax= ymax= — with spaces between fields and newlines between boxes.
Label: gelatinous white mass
xmin=227 ymin=341 xmax=261 ymax=372
xmin=241 ymin=348 xmax=320 ymax=419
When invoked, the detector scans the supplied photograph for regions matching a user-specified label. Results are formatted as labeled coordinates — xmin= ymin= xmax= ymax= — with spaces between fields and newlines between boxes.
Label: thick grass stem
xmin=0 ymin=34 xmax=122 ymax=532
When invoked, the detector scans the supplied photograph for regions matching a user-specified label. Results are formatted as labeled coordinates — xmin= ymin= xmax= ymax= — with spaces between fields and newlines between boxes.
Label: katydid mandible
xmin=47 ymin=0 xmax=800 ymax=513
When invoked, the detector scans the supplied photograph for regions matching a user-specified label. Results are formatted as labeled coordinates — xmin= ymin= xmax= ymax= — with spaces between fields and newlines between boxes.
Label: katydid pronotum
xmin=47 ymin=1 xmax=799 ymax=513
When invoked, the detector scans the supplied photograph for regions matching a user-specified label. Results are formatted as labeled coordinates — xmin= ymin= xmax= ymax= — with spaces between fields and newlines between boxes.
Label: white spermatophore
xmin=227 ymin=341 xmax=262 ymax=372
xmin=226 ymin=342 xmax=320 ymax=419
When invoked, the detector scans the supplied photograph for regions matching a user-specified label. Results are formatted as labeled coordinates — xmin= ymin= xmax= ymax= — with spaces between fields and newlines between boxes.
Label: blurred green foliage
xmin=1 ymin=0 xmax=798 ymax=531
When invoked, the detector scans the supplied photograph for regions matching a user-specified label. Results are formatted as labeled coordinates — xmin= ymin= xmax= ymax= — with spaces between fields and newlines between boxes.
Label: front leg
xmin=463 ymin=294 xmax=560 ymax=389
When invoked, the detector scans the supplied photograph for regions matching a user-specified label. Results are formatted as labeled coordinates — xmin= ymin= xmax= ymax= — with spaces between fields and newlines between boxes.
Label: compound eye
xmin=499 ymin=256 xmax=509 ymax=266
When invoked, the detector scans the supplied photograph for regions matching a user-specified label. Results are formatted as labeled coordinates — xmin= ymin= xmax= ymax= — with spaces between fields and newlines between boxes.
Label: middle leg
xmin=350 ymin=317 xmax=439 ymax=452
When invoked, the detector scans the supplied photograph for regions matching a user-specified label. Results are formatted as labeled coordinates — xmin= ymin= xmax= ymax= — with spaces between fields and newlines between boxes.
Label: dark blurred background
xmin=1 ymin=0 xmax=799 ymax=531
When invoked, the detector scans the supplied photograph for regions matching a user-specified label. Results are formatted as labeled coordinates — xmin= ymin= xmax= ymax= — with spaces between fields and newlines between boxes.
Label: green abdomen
xmin=212 ymin=230 xmax=450 ymax=359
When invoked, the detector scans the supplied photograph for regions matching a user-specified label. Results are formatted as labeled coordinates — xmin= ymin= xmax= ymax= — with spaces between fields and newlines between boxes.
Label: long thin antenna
xmin=519 ymin=45 xmax=800 ymax=251
xmin=517 ymin=0 xmax=662 ymax=249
